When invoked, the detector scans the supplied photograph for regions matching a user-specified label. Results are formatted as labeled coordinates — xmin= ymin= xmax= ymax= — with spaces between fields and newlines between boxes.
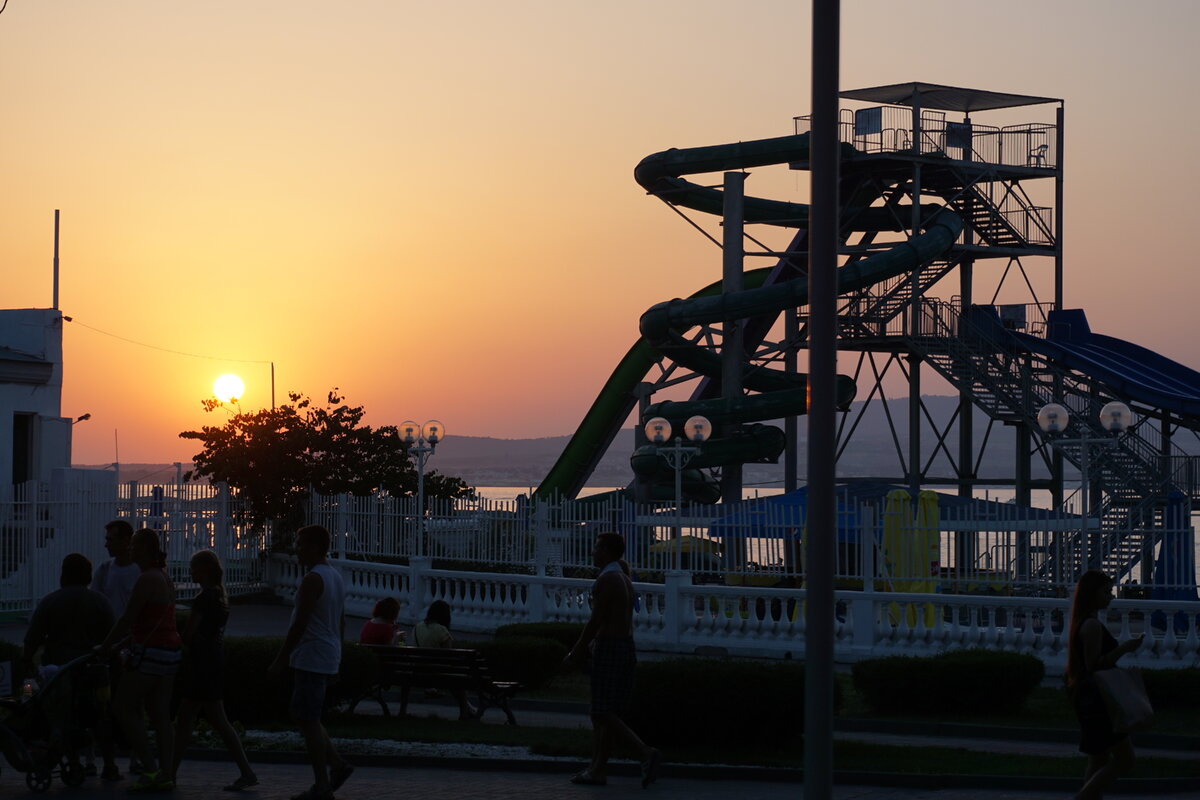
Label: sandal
xmin=641 ymin=749 xmax=661 ymax=789
xmin=127 ymin=770 xmax=174 ymax=792
xmin=570 ymin=770 xmax=607 ymax=786
xmin=223 ymin=774 xmax=259 ymax=791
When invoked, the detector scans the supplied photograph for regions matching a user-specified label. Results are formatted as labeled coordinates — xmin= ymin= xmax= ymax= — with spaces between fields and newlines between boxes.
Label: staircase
xmin=904 ymin=298 xmax=1184 ymax=584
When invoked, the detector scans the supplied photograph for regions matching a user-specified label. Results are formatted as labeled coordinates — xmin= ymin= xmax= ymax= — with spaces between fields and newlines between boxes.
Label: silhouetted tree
xmin=180 ymin=390 xmax=470 ymax=545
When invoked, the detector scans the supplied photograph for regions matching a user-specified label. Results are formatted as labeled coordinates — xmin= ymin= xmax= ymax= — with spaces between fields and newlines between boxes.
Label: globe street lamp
xmin=400 ymin=420 xmax=444 ymax=558
xmin=1037 ymin=401 xmax=1133 ymax=573
xmin=644 ymin=415 xmax=711 ymax=571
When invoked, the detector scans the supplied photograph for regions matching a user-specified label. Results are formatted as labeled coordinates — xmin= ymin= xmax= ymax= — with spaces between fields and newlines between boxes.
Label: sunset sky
xmin=1 ymin=1 xmax=1197 ymax=466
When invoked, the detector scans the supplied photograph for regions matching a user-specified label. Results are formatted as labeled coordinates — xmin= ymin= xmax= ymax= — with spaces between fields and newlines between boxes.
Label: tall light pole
xmin=644 ymin=415 xmax=711 ymax=571
xmin=807 ymin=1 xmax=841 ymax=797
xmin=400 ymin=420 xmax=444 ymax=558
xmin=1037 ymin=401 xmax=1132 ymax=575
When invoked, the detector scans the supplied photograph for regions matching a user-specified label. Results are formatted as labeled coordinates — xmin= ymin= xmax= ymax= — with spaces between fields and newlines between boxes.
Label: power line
xmin=67 ymin=317 xmax=272 ymax=364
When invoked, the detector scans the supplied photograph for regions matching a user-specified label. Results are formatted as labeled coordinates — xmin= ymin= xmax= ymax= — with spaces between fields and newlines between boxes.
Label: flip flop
xmin=570 ymin=770 xmax=607 ymax=786
xmin=641 ymin=749 xmax=661 ymax=788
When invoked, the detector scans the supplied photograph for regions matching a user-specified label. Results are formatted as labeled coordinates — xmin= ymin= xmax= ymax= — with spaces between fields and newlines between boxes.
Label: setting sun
xmin=213 ymin=374 xmax=245 ymax=404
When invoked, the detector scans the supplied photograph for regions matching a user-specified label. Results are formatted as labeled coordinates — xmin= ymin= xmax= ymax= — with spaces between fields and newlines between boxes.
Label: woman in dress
xmin=97 ymin=528 xmax=182 ymax=792
xmin=171 ymin=550 xmax=258 ymax=791
xmin=1067 ymin=570 xmax=1144 ymax=800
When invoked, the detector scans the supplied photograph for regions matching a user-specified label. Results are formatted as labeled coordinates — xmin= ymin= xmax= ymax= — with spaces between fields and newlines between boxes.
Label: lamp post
xmin=400 ymin=420 xmax=444 ymax=558
xmin=644 ymin=415 xmax=711 ymax=571
xmin=1037 ymin=401 xmax=1133 ymax=574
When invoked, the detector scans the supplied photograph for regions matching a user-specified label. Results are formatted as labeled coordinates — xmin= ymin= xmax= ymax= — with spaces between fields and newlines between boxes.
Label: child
xmin=359 ymin=597 xmax=405 ymax=645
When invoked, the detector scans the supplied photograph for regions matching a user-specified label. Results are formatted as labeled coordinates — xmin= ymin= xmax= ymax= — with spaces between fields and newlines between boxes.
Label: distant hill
xmin=78 ymin=395 xmax=1148 ymax=489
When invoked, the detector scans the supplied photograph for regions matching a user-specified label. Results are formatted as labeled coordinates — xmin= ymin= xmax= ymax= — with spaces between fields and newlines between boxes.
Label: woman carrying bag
xmin=1067 ymin=570 xmax=1145 ymax=800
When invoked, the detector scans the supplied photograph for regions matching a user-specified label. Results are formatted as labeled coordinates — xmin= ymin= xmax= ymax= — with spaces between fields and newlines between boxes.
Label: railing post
xmin=533 ymin=498 xmax=550 ymax=576
xmin=336 ymin=493 xmax=351 ymax=559
xmin=526 ymin=575 xmax=546 ymax=624
xmin=663 ymin=570 xmax=688 ymax=651
xmin=407 ymin=556 xmax=432 ymax=625
xmin=853 ymin=504 xmax=878 ymax=656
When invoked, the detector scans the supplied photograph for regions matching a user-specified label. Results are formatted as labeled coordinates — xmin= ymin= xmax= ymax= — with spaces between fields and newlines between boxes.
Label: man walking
xmin=269 ymin=525 xmax=353 ymax=800
xmin=566 ymin=532 xmax=660 ymax=788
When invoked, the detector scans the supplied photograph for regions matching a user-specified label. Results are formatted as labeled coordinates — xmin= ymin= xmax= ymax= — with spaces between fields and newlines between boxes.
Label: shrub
xmin=852 ymin=648 xmax=1045 ymax=715
xmin=475 ymin=636 xmax=567 ymax=690
xmin=1142 ymin=667 xmax=1200 ymax=711
xmin=218 ymin=636 xmax=378 ymax=725
xmin=327 ymin=643 xmax=381 ymax=712
xmin=494 ymin=622 xmax=585 ymax=651
xmin=221 ymin=636 xmax=292 ymax=725
xmin=0 ymin=639 xmax=32 ymax=689
xmin=626 ymin=657 xmax=821 ymax=748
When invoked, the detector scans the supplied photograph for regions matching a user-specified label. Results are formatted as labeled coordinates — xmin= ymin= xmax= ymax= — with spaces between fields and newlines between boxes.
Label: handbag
xmin=1093 ymin=667 xmax=1154 ymax=734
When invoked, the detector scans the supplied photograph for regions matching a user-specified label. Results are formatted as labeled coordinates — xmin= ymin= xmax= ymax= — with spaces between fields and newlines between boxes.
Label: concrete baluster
xmin=663 ymin=570 xmax=688 ymax=651
xmin=407 ymin=556 xmax=432 ymax=625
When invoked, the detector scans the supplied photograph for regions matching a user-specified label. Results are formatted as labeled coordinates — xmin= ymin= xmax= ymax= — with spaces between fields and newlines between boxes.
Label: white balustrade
xmin=267 ymin=554 xmax=1200 ymax=673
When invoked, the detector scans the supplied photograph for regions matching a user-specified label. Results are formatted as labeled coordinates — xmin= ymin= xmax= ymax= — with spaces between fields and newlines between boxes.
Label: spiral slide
xmin=536 ymin=133 xmax=963 ymax=500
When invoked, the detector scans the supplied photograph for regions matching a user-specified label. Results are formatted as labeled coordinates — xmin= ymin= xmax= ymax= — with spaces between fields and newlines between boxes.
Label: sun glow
xmin=213 ymin=373 xmax=245 ymax=403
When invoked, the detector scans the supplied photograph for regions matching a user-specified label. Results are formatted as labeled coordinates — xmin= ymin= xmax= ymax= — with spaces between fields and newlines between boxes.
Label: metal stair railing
xmin=907 ymin=298 xmax=1184 ymax=583
xmin=840 ymin=258 xmax=960 ymax=339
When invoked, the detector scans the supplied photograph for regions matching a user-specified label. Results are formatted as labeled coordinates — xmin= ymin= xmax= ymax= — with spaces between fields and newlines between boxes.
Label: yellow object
xmin=881 ymin=489 xmax=939 ymax=628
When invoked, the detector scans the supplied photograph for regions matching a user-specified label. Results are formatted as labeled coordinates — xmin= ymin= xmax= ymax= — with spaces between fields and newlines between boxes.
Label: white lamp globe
xmin=1099 ymin=401 xmax=1133 ymax=433
xmin=684 ymin=415 xmax=712 ymax=443
xmin=400 ymin=421 xmax=420 ymax=444
xmin=423 ymin=420 xmax=445 ymax=444
xmin=644 ymin=417 xmax=672 ymax=444
xmin=1037 ymin=403 xmax=1070 ymax=434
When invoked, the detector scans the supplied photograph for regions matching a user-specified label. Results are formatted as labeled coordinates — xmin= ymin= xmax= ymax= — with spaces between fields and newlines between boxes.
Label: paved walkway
xmin=1 ymin=761 xmax=1196 ymax=800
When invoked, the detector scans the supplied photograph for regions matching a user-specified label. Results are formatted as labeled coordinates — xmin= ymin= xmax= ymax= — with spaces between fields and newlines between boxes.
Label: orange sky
xmin=1 ymin=1 xmax=1197 ymax=465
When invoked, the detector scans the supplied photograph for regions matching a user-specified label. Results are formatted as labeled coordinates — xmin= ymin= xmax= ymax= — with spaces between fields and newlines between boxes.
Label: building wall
xmin=0 ymin=309 xmax=70 ymax=493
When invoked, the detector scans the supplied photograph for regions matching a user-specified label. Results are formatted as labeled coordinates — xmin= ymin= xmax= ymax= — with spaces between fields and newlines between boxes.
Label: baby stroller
xmin=0 ymin=652 xmax=110 ymax=793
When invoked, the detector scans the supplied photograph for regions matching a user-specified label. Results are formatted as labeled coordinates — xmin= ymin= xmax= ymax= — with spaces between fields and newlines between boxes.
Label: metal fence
xmin=308 ymin=489 xmax=1200 ymax=597
xmin=0 ymin=474 xmax=263 ymax=614
xmin=794 ymin=109 xmax=1057 ymax=170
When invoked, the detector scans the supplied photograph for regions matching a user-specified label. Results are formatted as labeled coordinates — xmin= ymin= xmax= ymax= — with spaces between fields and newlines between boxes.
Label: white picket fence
xmin=0 ymin=475 xmax=263 ymax=614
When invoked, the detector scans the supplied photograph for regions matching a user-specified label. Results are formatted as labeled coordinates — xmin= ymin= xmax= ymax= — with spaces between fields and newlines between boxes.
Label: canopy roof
xmin=840 ymin=82 xmax=1061 ymax=113
xmin=709 ymin=482 xmax=1079 ymax=539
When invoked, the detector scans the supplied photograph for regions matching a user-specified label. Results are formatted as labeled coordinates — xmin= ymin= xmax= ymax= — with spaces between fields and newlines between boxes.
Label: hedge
xmin=852 ymin=648 xmax=1045 ymax=715
xmin=626 ymin=657 xmax=820 ymax=748
xmin=0 ymin=640 xmax=31 ymax=691
xmin=494 ymin=622 xmax=585 ymax=651
xmin=216 ymin=636 xmax=377 ymax=726
xmin=475 ymin=636 xmax=567 ymax=690
xmin=1142 ymin=667 xmax=1200 ymax=711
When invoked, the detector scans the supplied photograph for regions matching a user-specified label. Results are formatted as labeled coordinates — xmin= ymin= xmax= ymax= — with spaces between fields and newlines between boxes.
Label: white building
xmin=0 ymin=308 xmax=73 ymax=499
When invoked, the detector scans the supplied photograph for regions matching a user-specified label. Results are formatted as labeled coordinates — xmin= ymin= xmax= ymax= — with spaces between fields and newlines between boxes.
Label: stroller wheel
xmin=26 ymin=769 xmax=52 ymax=793
xmin=61 ymin=760 xmax=86 ymax=787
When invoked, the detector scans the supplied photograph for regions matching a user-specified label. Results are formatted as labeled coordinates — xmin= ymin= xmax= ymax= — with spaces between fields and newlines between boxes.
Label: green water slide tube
xmin=536 ymin=132 xmax=963 ymax=500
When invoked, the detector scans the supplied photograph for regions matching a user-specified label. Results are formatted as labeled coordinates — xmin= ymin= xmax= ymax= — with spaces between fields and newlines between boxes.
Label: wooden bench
xmin=348 ymin=645 xmax=521 ymax=725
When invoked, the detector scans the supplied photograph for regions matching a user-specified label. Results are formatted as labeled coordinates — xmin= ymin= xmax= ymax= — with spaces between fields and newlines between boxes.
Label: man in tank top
xmin=565 ymin=532 xmax=660 ymax=788
xmin=269 ymin=525 xmax=353 ymax=800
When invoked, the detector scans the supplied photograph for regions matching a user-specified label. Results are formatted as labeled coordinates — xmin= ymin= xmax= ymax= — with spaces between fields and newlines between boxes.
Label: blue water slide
xmin=968 ymin=306 xmax=1200 ymax=416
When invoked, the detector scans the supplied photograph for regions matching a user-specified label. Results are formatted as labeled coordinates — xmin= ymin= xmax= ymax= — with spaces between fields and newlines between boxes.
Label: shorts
xmin=290 ymin=668 xmax=333 ymax=722
xmin=590 ymin=637 xmax=636 ymax=716
xmin=130 ymin=645 xmax=183 ymax=677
